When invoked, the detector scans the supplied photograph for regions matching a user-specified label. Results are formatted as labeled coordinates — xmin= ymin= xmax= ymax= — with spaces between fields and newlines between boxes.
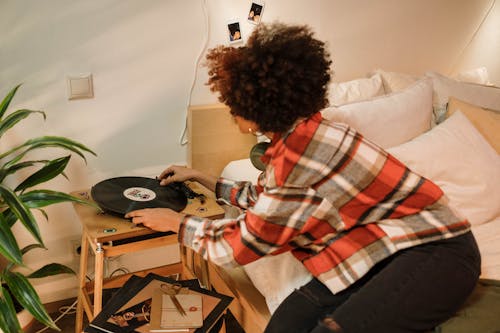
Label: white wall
xmin=451 ymin=0 xmax=500 ymax=82
xmin=319 ymin=0 xmax=498 ymax=82
xmin=1 ymin=0 xmax=498 ymax=303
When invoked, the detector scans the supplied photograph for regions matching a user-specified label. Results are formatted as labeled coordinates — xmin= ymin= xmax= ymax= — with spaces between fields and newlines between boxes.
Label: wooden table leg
xmin=75 ymin=233 xmax=89 ymax=333
xmin=93 ymin=242 xmax=104 ymax=317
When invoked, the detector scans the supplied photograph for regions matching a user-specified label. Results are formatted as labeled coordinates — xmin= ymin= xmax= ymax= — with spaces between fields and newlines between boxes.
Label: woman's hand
xmin=125 ymin=208 xmax=185 ymax=232
xmin=158 ymin=165 xmax=218 ymax=192
xmin=158 ymin=165 xmax=202 ymax=185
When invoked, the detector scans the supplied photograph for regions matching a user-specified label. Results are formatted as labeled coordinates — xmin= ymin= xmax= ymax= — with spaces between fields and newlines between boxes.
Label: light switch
xmin=67 ymin=74 xmax=94 ymax=100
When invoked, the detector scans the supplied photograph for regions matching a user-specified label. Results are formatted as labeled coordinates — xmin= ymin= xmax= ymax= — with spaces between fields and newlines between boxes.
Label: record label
xmin=91 ymin=176 xmax=188 ymax=216
xmin=123 ymin=187 xmax=156 ymax=202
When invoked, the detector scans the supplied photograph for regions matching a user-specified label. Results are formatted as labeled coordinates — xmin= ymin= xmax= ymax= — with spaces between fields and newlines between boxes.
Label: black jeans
xmin=264 ymin=232 xmax=481 ymax=333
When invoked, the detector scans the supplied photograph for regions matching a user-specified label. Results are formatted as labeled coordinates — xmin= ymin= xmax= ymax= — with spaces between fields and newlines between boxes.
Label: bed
xmin=187 ymin=68 xmax=500 ymax=332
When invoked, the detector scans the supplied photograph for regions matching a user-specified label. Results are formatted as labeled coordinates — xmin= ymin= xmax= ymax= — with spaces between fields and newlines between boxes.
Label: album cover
xmin=149 ymin=289 xmax=203 ymax=331
xmin=85 ymin=273 xmax=232 ymax=333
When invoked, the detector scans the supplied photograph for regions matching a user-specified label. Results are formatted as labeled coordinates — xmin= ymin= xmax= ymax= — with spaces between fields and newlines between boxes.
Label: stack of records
xmin=85 ymin=273 xmax=233 ymax=333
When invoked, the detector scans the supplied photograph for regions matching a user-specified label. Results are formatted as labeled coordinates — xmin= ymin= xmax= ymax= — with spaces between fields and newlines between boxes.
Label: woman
xmin=126 ymin=23 xmax=480 ymax=333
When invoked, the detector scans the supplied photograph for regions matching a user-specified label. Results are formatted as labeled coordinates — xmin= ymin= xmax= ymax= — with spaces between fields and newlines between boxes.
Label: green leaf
xmin=0 ymin=185 xmax=43 ymax=246
xmin=14 ymin=156 xmax=70 ymax=192
xmin=21 ymin=243 xmax=45 ymax=256
xmin=38 ymin=208 xmax=49 ymax=222
xmin=0 ymin=160 xmax=48 ymax=184
xmin=0 ymin=285 xmax=22 ymax=333
xmin=3 ymin=271 xmax=58 ymax=330
xmin=0 ymin=213 xmax=23 ymax=265
xmin=19 ymin=189 xmax=100 ymax=210
xmin=0 ymin=84 xmax=21 ymax=120
xmin=27 ymin=263 xmax=75 ymax=279
xmin=1 ymin=187 xmax=100 ymax=228
xmin=0 ymin=136 xmax=96 ymax=166
xmin=0 ymin=109 xmax=45 ymax=140
xmin=0 ymin=209 xmax=18 ymax=228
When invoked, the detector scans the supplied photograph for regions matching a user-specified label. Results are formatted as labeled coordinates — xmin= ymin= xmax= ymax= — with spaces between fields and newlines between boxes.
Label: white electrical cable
xmin=33 ymin=276 xmax=92 ymax=333
xmin=109 ymin=267 xmax=131 ymax=277
xmin=34 ymin=298 xmax=78 ymax=333
xmin=179 ymin=0 xmax=210 ymax=145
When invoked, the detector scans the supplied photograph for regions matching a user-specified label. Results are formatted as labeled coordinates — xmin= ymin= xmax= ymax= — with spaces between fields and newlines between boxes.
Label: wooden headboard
xmin=186 ymin=104 xmax=271 ymax=332
xmin=187 ymin=104 xmax=257 ymax=177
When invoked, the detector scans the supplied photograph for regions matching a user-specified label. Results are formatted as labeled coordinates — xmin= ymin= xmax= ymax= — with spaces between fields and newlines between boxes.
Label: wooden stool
xmin=72 ymin=182 xmax=224 ymax=333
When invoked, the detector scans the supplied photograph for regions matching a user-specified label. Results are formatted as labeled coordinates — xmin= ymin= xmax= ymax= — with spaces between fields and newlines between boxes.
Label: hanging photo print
xmin=248 ymin=1 xmax=264 ymax=24
xmin=227 ymin=20 xmax=242 ymax=43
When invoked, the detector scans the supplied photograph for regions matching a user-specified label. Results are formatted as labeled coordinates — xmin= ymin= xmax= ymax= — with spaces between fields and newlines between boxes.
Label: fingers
xmin=159 ymin=165 xmax=185 ymax=185
xmin=127 ymin=214 xmax=153 ymax=229
xmin=124 ymin=210 xmax=145 ymax=224
xmin=124 ymin=210 xmax=139 ymax=219
xmin=159 ymin=177 xmax=176 ymax=186
xmin=159 ymin=168 xmax=175 ymax=180
xmin=125 ymin=208 xmax=181 ymax=233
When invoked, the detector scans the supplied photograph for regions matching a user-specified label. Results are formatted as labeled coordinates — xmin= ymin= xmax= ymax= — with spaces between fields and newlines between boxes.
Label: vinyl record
xmin=91 ymin=176 xmax=188 ymax=216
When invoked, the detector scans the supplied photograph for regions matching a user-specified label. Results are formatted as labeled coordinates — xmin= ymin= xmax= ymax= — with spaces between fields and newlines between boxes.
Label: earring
xmin=248 ymin=127 xmax=262 ymax=136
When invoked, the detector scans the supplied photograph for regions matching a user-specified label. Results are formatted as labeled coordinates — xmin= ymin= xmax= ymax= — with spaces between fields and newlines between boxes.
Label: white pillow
xmin=322 ymin=78 xmax=433 ymax=148
xmin=371 ymin=69 xmax=420 ymax=93
xmin=470 ymin=216 xmax=500 ymax=280
xmin=328 ymin=73 xmax=385 ymax=106
xmin=426 ymin=71 xmax=500 ymax=112
xmin=220 ymin=158 xmax=260 ymax=183
xmin=387 ymin=111 xmax=500 ymax=226
xmin=452 ymin=67 xmax=492 ymax=86
xmin=243 ymin=253 xmax=312 ymax=313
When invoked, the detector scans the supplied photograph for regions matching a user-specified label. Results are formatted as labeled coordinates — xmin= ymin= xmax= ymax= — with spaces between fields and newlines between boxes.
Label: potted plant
xmin=0 ymin=84 xmax=96 ymax=332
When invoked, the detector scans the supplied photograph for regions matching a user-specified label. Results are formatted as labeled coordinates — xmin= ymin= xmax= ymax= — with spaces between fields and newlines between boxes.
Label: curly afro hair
xmin=205 ymin=22 xmax=332 ymax=133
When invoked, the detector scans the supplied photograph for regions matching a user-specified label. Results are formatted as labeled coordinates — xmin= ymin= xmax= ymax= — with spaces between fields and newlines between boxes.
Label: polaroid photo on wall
xmin=248 ymin=1 xmax=265 ymax=24
xmin=227 ymin=20 xmax=243 ymax=44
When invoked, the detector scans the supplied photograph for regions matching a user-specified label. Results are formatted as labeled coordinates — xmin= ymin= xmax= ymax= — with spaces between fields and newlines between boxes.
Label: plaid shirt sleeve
xmin=178 ymin=177 xmax=326 ymax=267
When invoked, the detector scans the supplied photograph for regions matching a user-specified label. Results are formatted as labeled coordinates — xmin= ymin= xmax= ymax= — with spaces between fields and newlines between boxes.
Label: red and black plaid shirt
xmin=179 ymin=112 xmax=470 ymax=293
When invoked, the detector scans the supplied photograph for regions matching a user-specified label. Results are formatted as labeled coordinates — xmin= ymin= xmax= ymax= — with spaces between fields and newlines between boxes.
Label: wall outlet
xmin=70 ymin=239 xmax=82 ymax=257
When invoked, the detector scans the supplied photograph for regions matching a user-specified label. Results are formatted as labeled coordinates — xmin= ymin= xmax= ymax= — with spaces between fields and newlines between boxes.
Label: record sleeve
xmin=149 ymin=290 xmax=203 ymax=331
xmin=85 ymin=273 xmax=233 ymax=333
xmin=91 ymin=177 xmax=188 ymax=216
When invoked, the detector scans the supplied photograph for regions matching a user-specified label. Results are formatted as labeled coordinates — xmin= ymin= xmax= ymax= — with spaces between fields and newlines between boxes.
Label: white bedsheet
xmin=471 ymin=215 xmax=500 ymax=280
